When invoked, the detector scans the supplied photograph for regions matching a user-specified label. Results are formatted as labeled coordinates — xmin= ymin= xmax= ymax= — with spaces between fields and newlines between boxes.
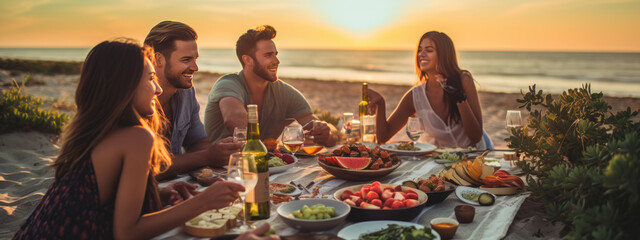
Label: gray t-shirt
xmin=169 ymin=87 xmax=207 ymax=154
xmin=204 ymin=70 xmax=312 ymax=143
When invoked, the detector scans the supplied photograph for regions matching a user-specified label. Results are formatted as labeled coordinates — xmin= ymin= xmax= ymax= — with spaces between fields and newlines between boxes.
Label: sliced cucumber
xmin=402 ymin=180 xmax=418 ymax=189
xmin=478 ymin=193 xmax=495 ymax=206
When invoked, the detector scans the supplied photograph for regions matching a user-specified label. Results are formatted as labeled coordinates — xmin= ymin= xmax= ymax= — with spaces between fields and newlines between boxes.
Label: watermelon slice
xmin=325 ymin=157 xmax=339 ymax=166
xmin=334 ymin=157 xmax=372 ymax=170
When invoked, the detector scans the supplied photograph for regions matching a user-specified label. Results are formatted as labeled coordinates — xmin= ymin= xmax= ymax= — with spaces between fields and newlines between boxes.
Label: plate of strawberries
xmin=333 ymin=181 xmax=428 ymax=221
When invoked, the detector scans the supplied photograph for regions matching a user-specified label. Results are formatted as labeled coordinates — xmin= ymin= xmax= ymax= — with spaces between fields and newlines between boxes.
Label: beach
xmin=1 ymin=71 xmax=639 ymax=238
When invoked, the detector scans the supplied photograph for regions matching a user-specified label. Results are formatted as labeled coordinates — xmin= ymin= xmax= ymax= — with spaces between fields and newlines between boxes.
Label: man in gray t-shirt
xmin=204 ymin=25 xmax=338 ymax=146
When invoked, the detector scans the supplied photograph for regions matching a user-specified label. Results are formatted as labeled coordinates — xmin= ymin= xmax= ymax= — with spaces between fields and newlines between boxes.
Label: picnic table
xmin=155 ymin=149 xmax=529 ymax=240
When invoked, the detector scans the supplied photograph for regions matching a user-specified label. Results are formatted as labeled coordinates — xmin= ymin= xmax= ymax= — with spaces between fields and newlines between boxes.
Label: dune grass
xmin=0 ymin=80 xmax=70 ymax=134
xmin=0 ymin=58 xmax=82 ymax=75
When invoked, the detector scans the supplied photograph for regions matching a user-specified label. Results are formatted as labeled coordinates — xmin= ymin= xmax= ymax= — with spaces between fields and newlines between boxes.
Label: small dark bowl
xmin=454 ymin=204 xmax=475 ymax=223
xmin=333 ymin=184 xmax=428 ymax=222
xmin=423 ymin=181 xmax=457 ymax=206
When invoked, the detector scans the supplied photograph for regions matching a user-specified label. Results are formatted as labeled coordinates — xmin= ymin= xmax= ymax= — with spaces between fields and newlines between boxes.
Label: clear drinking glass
xmin=233 ymin=127 xmax=247 ymax=145
xmin=406 ymin=117 xmax=424 ymax=160
xmin=302 ymin=121 xmax=324 ymax=155
xmin=226 ymin=152 xmax=258 ymax=231
xmin=282 ymin=125 xmax=304 ymax=156
xmin=505 ymin=110 xmax=523 ymax=129
xmin=342 ymin=113 xmax=354 ymax=143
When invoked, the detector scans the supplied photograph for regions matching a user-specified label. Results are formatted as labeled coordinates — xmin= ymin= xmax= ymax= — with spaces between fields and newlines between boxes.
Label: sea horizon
xmin=2 ymin=48 xmax=640 ymax=97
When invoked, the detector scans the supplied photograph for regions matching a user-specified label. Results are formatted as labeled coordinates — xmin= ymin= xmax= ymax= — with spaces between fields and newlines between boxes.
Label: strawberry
xmin=371 ymin=181 xmax=381 ymax=187
xmin=366 ymin=191 xmax=380 ymax=201
xmin=360 ymin=186 xmax=371 ymax=199
xmin=383 ymin=187 xmax=394 ymax=192
xmin=406 ymin=193 xmax=419 ymax=200
xmin=404 ymin=199 xmax=420 ymax=207
xmin=394 ymin=185 xmax=403 ymax=192
xmin=364 ymin=203 xmax=381 ymax=209
xmin=371 ymin=199 xmax=382 ymax=207
xmin=359 ymin=202 xmax=368 ymax=208
xmin=391 ymin=200 xmax=405 ymax=209
xmin=341 ymin=189 xmax=353 ymax=200
xmin=343 ymin=199 xmax=356 ymax=206
xmin=405 ymin=189 xmax=417 ymax=195
xmin=371 ymin=185 xmax=383 ymax=195
xmin=381 ymin=190 xmax=394 ymax=201
xmin=382 ymin=206 xmax=392 ymax=209
xmin=273 ymin=149 xmax=283 ymax=158
xmin=281 ymin=154 xmax=295 ymax=164
xmin=384 ymin=198 xmax=396 ymax=207
xmin=350 ymin=195 xmax=363 ymax=206
xmin=393 ymin=192 xmax=405 ymax=200
xmin=353 ymin=191 xmax=362 ymax=198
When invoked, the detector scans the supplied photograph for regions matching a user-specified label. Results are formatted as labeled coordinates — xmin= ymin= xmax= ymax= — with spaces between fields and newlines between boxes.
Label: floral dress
xmin=14 ymin=155 xmax=114 ymax=239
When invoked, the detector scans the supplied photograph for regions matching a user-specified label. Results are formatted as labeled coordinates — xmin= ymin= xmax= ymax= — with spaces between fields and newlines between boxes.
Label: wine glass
xmin=282 ymin=125 xmax=304 ymax=156
xmin=302 ymin=121 xmax=324 ymax=155
xmin=505 ymin=110 xmax=523 ymax=129
xmin=406 ymin=117 xmax=424 ymax=160
xmin=233 ymin=127 xmax=247 ymax=145
xmin=226 ymin=152 xmax=258 ymax=231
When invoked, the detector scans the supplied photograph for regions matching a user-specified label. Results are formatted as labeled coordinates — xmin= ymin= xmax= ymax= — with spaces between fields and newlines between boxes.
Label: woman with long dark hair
xmin=13 ymin=39 xmax=274 ymax=239
xmin=368 ymin=31 xmax=490 ymax=149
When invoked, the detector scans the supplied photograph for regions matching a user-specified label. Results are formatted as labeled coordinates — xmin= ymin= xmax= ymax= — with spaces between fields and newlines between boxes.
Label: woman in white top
xmin=368 ymin=31 xmax=488 ymax=149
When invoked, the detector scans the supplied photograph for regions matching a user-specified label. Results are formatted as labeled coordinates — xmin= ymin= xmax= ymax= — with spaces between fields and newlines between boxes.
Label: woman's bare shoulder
xmin=97 ymin=126 xmax=154 ymax=153
xmin=111 ymin=126 xmax=154 ymax=142
xmin=460 ymin=70 xmax=473 ymax=81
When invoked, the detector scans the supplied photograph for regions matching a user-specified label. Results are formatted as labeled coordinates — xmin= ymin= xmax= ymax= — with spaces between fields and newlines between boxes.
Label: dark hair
xmin=54 ymin=38 xmax=171 ymax=212
xmin=235 ymin=25 xmax=277 ymax=67
xmin=415 ymin=31 xmax=466 ymax=124
xmin=144 ymin=21 xmax=198 ymax=58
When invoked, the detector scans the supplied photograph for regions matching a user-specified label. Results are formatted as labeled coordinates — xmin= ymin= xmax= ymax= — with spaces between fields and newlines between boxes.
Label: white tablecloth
xmin=155 ymin=151 xmax=529 ymax=240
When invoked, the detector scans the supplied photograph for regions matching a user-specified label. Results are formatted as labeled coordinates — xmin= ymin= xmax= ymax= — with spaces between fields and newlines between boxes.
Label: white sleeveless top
xmin=412 ymin=83 xmax=486 ymax=149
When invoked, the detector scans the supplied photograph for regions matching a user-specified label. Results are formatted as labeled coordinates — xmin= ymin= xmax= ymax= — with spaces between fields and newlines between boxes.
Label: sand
xmin=1 ymin=71 xmax=639 ymax=238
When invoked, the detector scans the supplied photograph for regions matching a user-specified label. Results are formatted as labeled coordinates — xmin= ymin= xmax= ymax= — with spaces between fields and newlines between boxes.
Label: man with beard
xmin=204 ymin=25 xmax=338 ymax=147
xmin=145 ymin=21 xmax=242 ymax=177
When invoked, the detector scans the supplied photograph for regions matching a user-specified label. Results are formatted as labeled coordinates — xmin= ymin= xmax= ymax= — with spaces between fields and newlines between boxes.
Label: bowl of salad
xmin=267 ymin=149 xmax=297 ymax=175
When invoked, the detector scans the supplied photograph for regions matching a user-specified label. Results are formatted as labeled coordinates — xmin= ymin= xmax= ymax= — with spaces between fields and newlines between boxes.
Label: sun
xmin=316 ymin=0 xmax=405 ymax=35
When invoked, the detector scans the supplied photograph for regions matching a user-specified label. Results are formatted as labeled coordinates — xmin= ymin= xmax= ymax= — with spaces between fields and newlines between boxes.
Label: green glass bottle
xmin=359 ymin=82 xmax=369 ymax=118
xmin=242 ymin=104 xmax=270 ymax=220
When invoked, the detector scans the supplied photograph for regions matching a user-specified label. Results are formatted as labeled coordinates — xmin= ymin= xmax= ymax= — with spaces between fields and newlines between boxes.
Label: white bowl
xmin=276 ymin=198 xmax=350 ymax=232
xmin=269 ymin=154 xmax=298 ymax=175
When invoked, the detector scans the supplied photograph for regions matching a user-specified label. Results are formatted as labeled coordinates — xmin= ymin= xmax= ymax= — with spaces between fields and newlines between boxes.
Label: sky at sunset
xmin=1 ymin=0 xmax=639 ymax=52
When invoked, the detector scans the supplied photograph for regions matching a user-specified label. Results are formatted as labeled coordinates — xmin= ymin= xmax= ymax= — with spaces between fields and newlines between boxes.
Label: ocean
xmin=1 ymin=48 xmax=639 ymax=97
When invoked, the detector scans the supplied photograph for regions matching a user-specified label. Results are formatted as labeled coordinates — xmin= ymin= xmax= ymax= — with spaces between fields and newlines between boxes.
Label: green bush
xmin=0 ymin=87 xmax=70 ymax=134
xmin=507 ymin=84 xmax=640 ymax=239
xmin=313 ymin=107 xmax=340 ymax=127
xmin=0 ymin=58 xmax=82 ymax=75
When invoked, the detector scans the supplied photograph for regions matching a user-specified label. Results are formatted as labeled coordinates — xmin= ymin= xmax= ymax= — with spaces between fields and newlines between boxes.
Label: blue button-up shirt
xmin=169 ymin=87 xmax=207 ymax=154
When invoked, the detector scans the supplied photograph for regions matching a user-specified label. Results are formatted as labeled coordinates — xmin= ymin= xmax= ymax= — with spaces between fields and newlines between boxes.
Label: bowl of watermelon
xmin=317 ymin=143 xmax=401 ymax=181
xmin=333 ymin=182 xmax=428 ymax=222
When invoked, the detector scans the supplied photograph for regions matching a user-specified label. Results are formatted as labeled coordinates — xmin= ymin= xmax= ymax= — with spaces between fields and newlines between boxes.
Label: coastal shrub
xmin=0 ymin=87 xmax=70 ymax=134
xmin=0 ymin=58 xmax=82 ymax=75
xmin=7 ymin=73 xmax=46 ymax=86
xmin=507 ymin=84 xmax=640 ymax=239
xmin=313 ymin=107 xmax=340 ymax=126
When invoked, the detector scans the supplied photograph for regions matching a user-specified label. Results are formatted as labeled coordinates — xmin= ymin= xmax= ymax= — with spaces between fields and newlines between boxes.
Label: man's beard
xmin=252 ymin=58 xmax=277 ymax=83
xmin=165 ymin=64 xmax=194 ymax=89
